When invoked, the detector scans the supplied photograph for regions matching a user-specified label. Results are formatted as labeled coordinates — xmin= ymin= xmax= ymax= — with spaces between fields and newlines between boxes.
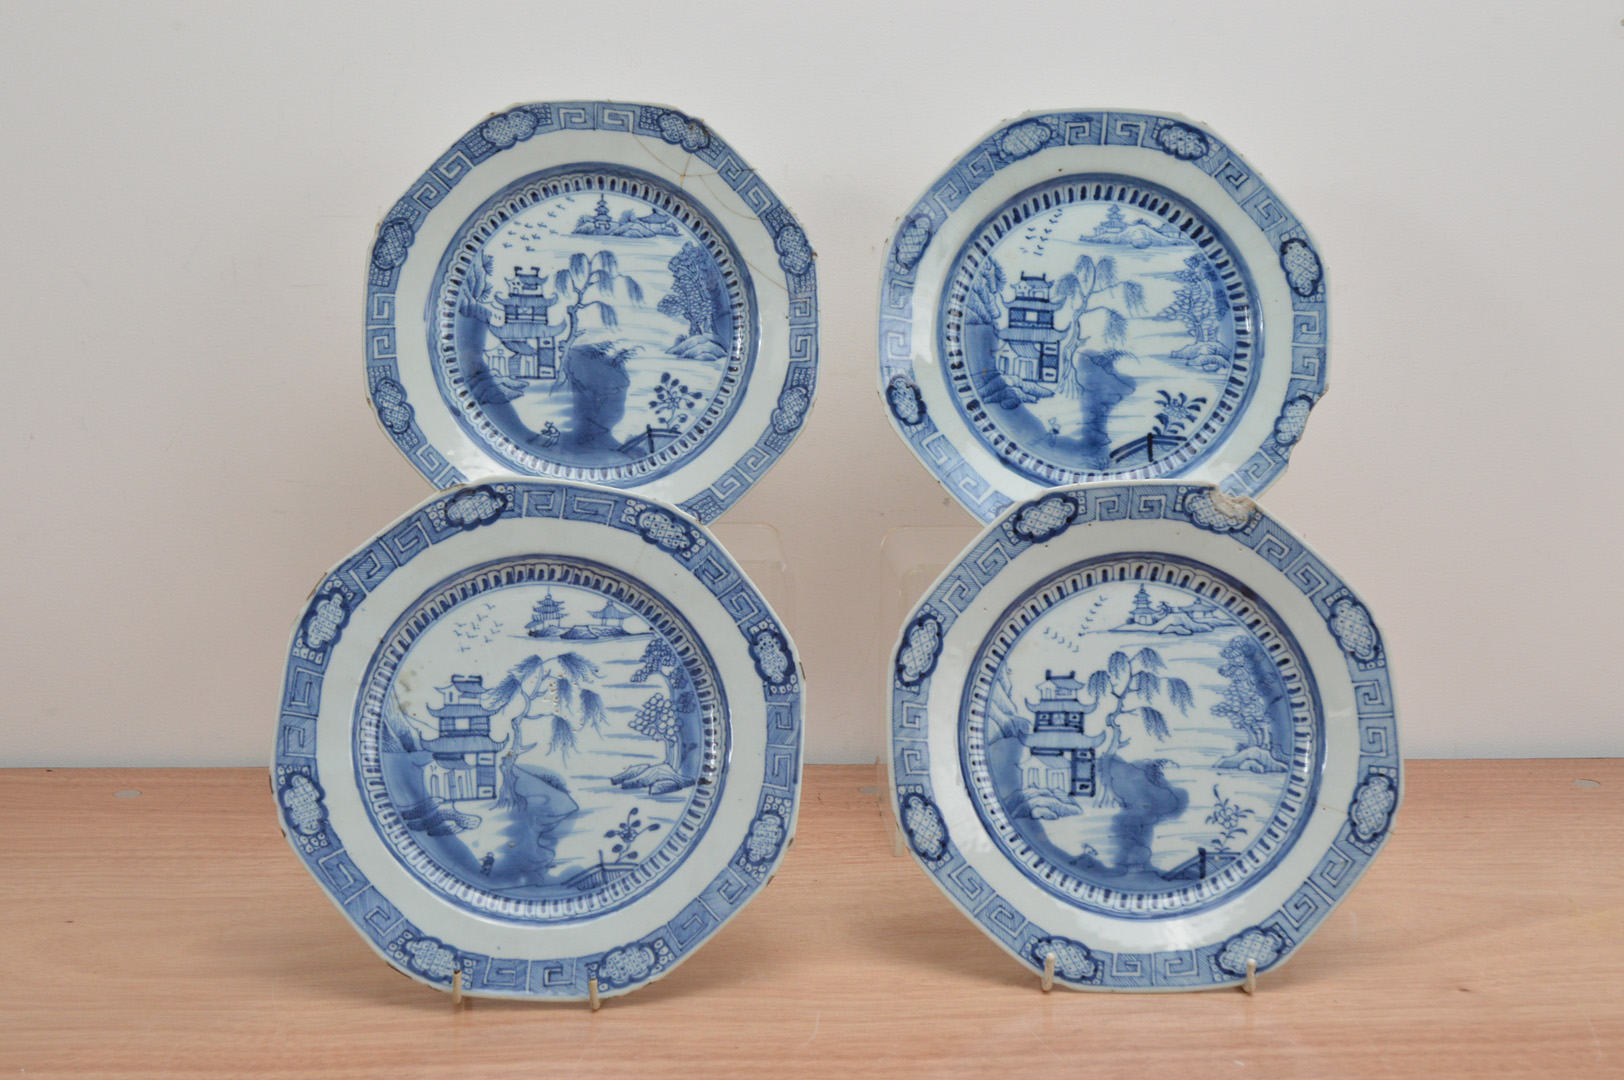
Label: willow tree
xmin=553 ymin=250 xmax=644 ymax=359
xmin=1053 ymin=253 xmax=1146 ymax=359
xmin=1083 ymin=646 xmax=1193 ymax=808
xmin=483 ymin=651 xmax=603 ymax=804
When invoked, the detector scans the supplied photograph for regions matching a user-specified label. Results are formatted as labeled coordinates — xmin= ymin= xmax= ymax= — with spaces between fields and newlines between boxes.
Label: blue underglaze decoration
xmin=1008 ymin=493 xmax=1080 ymax=544
xmin=372 ymin=377 xmax=415 ymax=435
xmin=900 ymin=791 xmax=949 ymax=863
xmin=895 ymin=611 xmax=945 ymax=688
xmin=743 ymin=805 xmax=789 ymax=865
xmin=1031 ymin=937 xmax=1099 ymax=982
xmin=771 ymin=383 xmax=811 ymax=435
xmin=1279 ymin=238 xmax=1324 ymax=298
xmin=1183 ymin=488 xmax=1260 ymax=534
xmin=887 ymin=376 xmax=926 ymax=426
xmin=1348 ymin=769 xmax=1398 ymax=846
xmin=395 ymin=933 xmax=461 ymax=985
xmin=1327 ymin=593 xmax=1382 ymax=665
xmin=366 ymin=102 xmax=818 ymax=523
xmin=276 ymin=479 xmax=803 ymax=999
xmin=1153 ymin=119 xmax=1209 ymax=161
xmin=892 ymin=214 xmax=934 ymax=271
xmin=630 ymin=504 xmax=701 ymax=554
xmin=350 ymin=554 xmax=728 ymax=925
xmin=442 ymin=485 xmax=508 ymax=530
xmin=998 ymin=120 xmax=1054 ymax=161
xmin=593 ymin=938 xmax=676 ymax=990
xmin=879 ymin=112 xmax=1329 ymax=522
xmin=300 ymin=588 xmax=351 ymax=652
xmin=648 ymin=106 xmax=710 ymax=152
xmin=1214 ymin=926 xmax=1286 ymax=976
xmin=749 ymin=626 xmax=795 ymax=689
xmin=1274 ymin=394 xmax=1314 ymax=446
xmin=890 ymin=484 xmax=1399 ymax=988
xmin=959 ymin=552 xmax=1325 ymax=921
xmin=278 ymin=768 xmax=329 ymax=846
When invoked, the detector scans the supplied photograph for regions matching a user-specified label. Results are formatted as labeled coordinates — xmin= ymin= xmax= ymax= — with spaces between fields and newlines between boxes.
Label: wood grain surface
xmin=1 ymin=761 xmax=1620 ymax=1078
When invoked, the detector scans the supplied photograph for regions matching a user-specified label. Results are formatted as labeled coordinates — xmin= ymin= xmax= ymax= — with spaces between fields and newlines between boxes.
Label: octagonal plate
xmin=366 ymin=101 xmax=817 ymax=523
xmin=887 ymin=482 xmax=1397 ymax=990
xmin=273 ymin=479 xmax=803 ymax=1000
xmin=878 ymin=110 xmax=1327 ymax=522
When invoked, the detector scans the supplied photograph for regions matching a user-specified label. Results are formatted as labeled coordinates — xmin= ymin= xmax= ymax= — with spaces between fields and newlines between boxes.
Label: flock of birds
xmin=498 ymin=196 xmax=575 ymax=250
xmin=451 ymin=602 xmax=505 ymax=654
xmin=1035 ymin=594 xmax=1115 ymax=654
xmin=1015 ymin=207 xmax=1066 ymax=259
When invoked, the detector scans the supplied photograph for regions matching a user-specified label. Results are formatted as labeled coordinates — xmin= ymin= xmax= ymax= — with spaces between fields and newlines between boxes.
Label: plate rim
xmin=272 ymin=478 xmax=805 ymax=1000
xmin=365 ymin=100 xmax=819 ymax=524
xmin=876 ymin=108 xmax=1329 ymax=523
xmin=886 ymin=480 xmax=1399 ymax=991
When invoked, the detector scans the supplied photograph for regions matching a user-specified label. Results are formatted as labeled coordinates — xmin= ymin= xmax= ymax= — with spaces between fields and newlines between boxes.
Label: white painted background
xmin=3 ymin=1 xmax=1621 ymax=766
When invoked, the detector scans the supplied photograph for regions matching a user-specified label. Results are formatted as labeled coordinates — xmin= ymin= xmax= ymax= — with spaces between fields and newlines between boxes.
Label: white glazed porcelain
xmin=887 ymin=482 xmax=1396 ymax=990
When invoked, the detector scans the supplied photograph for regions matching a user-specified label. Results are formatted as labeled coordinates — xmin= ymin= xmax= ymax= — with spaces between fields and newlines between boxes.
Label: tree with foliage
xmin=656 ymin=243 xmax=724 ymax=338
xmin=482 ymin=652 xmax=602 ymax=802
xmin=457 ymin=254 xmax=497 ymax=322
xmin=1053 ymin=254 xmax=1147 ymax=355
xmin=1082 ymin=646 xmax=1194 ymax=807
xmin=629 ymin=693 xmax=682 ymax=771
xmin=1211 ymin=636 xmax=1267 ymax=747
xmin=610 ymin=638 xmax=699 ymax=794
xmin=1209 ymin=636 xmax=1290 ymax=774
xmin=966 ymin=259 xmax=1007 ymax=327
xmin=553 ymin=250 xmax=644 ymax=359
xmin=1155 ymin=255 xmax=1224 ymax=347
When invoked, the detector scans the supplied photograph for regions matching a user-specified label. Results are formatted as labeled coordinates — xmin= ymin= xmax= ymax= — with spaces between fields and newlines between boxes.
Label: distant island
xmin=1111 ymin=585 xmax=1231 ymax=636
xmin=1083 ymin=203 xmax=1190 ymax=249
xmin=573 ymin=195 xmax=681 ymax=238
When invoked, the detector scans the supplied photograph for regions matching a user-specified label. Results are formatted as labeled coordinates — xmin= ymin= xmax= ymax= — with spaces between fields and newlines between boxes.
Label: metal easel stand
xmin=448 ymin=967 xmax=606 ymax=1012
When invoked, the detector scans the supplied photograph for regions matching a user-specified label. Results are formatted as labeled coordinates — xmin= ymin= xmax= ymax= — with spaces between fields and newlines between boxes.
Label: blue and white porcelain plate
xmin=888 ymin=482 xmax=1397 ymax=990
xmin=273 ymin=479 xmax=803 ymax=1000
xmin=367 ymin=102 xmax=817 ymax=523
xmin=879 ymin=111 xmax=1327 ymax=522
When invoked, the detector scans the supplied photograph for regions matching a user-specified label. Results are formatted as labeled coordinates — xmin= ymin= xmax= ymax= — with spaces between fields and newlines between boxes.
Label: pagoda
xmin=421 ymin=675 xmax=508 ymax=801
xmin=526 ymin=589 xmax=567 ymax=638
xmin=994 ymin=273 xmax=1064 ymax=383
xmin=489 ymin=267 xmax=561 ymax=379
xmin=573 ymin=194 xmax=615 ymax=235
xmin=1020 ymin=669 xmax=1106 ymax=796
xmin=1125 ymin=585 xmax=1162 ymax=627
xmin=589 ymin=600 xmax=631 ymax=637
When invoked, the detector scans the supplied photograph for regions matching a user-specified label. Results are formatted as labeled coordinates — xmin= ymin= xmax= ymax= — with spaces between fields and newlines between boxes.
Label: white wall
xmin=3 ymin=1 xmax=1621 ymax=766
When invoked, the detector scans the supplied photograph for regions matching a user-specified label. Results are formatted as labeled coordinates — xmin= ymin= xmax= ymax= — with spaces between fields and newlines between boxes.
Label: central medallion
xmin=355 ymin=556 xmax=729 ymax=923
xmin=431 ymin=166 xmax=758 ymax=484
xmin=939 ymin=175 xmax=1261 ymax=486
xmin=960 ymin=553 xmax=1322 ymax=918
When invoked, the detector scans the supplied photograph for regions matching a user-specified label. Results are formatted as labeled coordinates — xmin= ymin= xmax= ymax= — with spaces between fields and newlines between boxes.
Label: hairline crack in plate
xmin=273 ymin=478 xmax=804 ymax=1000
xmin=887 ymin=481 xmax=1397 ymax=990
xmin=367 ymin=101 xmax=818 ymax=523
xmin=877 ymin=109 xmax=1327 ymax=522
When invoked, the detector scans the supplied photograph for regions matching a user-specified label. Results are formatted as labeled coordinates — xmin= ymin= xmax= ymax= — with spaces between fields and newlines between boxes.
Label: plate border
xmin=365 ymin=101 xmax=818 ymax=523
xmin=273 ymin=479 xmax=804 ymax=999
xmin=887 ymin=482 xmax=1398 ymax=990
xmin=878 ymin=110 xmax=1328 ymax=522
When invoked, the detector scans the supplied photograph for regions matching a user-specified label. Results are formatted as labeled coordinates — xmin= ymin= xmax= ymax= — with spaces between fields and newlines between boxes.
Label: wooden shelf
xmin=2 ymin=761 xmax=1620 ymax=1077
